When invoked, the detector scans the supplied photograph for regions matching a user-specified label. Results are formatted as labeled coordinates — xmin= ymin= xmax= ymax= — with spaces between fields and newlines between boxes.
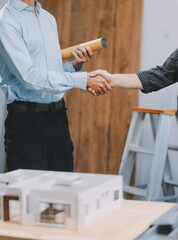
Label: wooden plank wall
xmin=39 ymin=0 xmax=143 ymax=174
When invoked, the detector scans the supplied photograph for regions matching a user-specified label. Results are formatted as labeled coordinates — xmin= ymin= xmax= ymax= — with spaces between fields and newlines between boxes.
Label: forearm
xmin=111 ymin=73 xmax=144 ymax=90
xmin=136 ymin=49 xmax=178 ymax=93
xmin=113 ymin=49 xmax=178 ymax=93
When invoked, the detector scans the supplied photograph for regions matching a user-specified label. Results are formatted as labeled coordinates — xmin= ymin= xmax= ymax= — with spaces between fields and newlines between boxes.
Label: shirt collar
xmin=9 ymin=0 xmax=41 ymax=13
xmin=35 ymin=0 xmax=41 ymax=13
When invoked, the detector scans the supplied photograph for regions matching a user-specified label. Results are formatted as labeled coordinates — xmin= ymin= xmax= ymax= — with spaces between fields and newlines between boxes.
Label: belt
xmin=7 ymin=99 xmax=65 ymax=113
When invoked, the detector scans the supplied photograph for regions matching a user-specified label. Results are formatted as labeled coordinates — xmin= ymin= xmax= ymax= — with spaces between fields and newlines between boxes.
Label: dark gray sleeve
xmin=136 ymin=49 xmax=178 ymax=93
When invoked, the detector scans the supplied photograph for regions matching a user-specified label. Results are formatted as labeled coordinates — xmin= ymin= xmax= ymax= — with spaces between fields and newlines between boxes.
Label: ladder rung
xmin=129 ymin=144 xmax=154 ymax=155
xmin=164 ymin=178 xmax=178 ymax=187
xmin=168 ymin=145 xmax=178 ymax=151
xmin=124 ymin=185 xmax=147 ymax=197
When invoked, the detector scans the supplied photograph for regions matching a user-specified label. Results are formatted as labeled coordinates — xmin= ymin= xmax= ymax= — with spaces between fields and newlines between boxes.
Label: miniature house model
xmin=0 ymin=169 xmax=123 ymax=230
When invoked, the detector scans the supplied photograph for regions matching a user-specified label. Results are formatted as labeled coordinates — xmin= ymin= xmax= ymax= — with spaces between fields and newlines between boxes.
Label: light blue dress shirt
xmin=0 ymin=0 xmax=87 ymax=104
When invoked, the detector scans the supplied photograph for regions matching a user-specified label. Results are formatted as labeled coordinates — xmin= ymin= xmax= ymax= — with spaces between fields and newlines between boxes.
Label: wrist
xmin=73 ymin=60 xmax=82 ymax=71
xmin=87 ymin=73 xmax=91 ymax=88
xmin=108 ymin=74 xmax=116 ymax=88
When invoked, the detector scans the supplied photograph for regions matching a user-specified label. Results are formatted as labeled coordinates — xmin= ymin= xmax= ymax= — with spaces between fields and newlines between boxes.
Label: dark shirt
xmin=136 ymin=49 xmax=178 ymax=93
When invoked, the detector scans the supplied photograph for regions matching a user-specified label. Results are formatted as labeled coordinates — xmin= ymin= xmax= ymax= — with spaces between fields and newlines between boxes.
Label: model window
xmin=39 ymin=202 xmax=71 ymax=225
xmin=3 ymin=195 xmax=20 ymax=222
xmin=113 ymin=190 xmax=119 ymax=201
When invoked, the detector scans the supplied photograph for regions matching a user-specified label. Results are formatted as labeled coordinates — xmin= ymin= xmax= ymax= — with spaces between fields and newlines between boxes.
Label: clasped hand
xmin=87 ymin=70 xmax=114 ymax=96
xmin=71 ymin=45 xmax=113 ymax=96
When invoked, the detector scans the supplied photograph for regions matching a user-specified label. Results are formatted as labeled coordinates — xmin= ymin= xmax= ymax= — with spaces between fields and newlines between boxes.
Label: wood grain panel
xmin=38 ymin=0 xmax=143 ymax=174
xmin=107 ymin=0 xmax=143 ymax=174
xmin=39 ymin=0 xmax=72 ymax=48
xmin=67 ymin=0 xmax=117 ymax=173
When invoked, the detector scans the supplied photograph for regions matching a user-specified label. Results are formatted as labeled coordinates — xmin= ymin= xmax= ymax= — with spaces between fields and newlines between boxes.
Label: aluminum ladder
xmin=119 ymin=107 xmax=178 ymax=201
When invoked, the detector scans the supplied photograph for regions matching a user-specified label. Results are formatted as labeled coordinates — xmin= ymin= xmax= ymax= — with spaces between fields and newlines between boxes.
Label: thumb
xmin=89 ymin=70 xmax=102 ymax=77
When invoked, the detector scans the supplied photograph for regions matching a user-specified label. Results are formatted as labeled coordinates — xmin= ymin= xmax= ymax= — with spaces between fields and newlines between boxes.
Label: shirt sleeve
xmin=63 ymin=61 xmax=83 ymax=73
xmin=136 ymin=49 xmax=178 ymax=93
xmin=0 ymin=21 xmax=87 ymax=94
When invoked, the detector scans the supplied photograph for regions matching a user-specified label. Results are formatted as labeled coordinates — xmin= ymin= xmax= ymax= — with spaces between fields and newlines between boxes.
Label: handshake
xmin=87 ymin=70 xmax=115 ymax=96
xmin=72 ymin=45 xmax=143 ymax=94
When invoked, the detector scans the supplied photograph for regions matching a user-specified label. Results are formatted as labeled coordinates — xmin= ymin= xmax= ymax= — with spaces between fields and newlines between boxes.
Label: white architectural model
xmin=0 ymin=169 xmax=123 ymax=230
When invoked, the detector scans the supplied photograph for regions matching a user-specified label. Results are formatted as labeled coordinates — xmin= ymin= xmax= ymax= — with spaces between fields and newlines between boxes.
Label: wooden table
xmin=0 ymin=200 xmax=175 ymax=240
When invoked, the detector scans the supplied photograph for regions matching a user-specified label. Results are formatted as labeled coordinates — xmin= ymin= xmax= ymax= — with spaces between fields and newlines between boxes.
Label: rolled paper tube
xmin=61 ymin=38 xmax=108 ymax=60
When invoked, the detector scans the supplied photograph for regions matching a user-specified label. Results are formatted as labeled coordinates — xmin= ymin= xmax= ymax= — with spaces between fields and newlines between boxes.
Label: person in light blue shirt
xmin=0 ymin=0 xmax=111 ymax=172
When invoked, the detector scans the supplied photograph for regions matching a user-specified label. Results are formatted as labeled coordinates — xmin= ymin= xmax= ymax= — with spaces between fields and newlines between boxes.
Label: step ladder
xmin=119 ymin=107 xmax=178 ymax=201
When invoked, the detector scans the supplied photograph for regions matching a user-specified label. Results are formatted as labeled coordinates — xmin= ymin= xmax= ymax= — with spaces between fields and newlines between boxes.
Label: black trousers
xmin=4 ymin=101 xmax=74 ymax=172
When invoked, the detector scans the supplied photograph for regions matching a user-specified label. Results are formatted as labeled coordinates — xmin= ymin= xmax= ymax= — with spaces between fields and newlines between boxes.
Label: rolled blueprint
xmin=61 ymin=38 xmax=108 ymax=60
